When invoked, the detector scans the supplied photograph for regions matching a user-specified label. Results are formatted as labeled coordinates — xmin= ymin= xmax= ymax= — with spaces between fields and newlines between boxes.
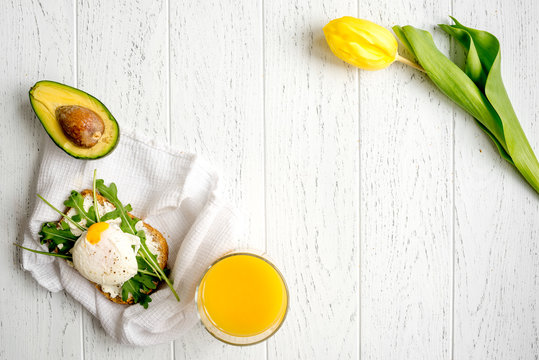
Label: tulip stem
xmin=396 ymin=54 xmax=425 ymax=73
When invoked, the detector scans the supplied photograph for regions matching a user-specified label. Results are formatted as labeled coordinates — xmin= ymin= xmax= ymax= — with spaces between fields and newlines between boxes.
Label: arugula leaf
xmin=87 ymin=206 xmax=97 ymax=223
xmin=37 ymin=194 xmax=86 ymax=231
xmin=136 ymin=229 xmax=180 ymax=302
xmin=100 ymin=204 xmax=132 ymax=222
xmin=92 ymin=169 xmax=101 ymax=222
xmin=133 ymin=273 xmax=158 ymax=290
xmin=136 ymin=230 xmax=162 ymax=277
xmin=64 ymin=191 xmax=96 ymax=226
xmin=96 ymin=179 xmax=179 ymax=306
xmin=14 ymin=244 xmax=72 ymax=260
xmin=96 ymin=180 xmax=138 ymax=234
xmin=121 ymin=277 xmax=151 ymax=308
xmin=28 ymin=178 xmax=181 ymax=309
xmin=96 ymin=179 xmax=180 ymax=305
xmin=121 ymin=270 xmax=158 ymax=309
xmin=138 ymin=293 xmax=152 ymax=309
xmin=136 ymin=253 xmax=158 ymax=275
xmin=39 ymin=222 xmax=78 ymax=255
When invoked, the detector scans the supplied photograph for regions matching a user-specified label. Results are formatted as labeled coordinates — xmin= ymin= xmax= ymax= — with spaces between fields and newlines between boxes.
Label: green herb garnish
xmin=19 ymin=173 xmax=181 ymax=308
xmin=100 ymin=204 xmax=132 ymax=222
xmin=39 ymin=221 xmax=78 ymax=255
xmin=36 ymin=194 xmax=86 ymax=232
xmin=15 ymin=243 xmax=72 ymax=259
xmin=96 ymin=180 xmax=139 ymax=234
xmin=96 ymin=179 xmax=180 ymax=302
xmin=92 ymin=169 xmax=101 ymax=222
xmin=121 ymin=256 xmax=160 ymax=309
xmin=64 ymin=190 xmax=96 ymax=226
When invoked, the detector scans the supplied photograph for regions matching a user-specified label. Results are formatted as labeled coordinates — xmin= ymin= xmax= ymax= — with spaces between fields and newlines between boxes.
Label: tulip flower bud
xmin=323 ymin=17 xmax=398 ymax=71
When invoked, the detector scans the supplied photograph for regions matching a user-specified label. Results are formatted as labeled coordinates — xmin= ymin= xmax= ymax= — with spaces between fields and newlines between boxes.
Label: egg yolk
xmin=86 ymin=222 xmax=110 ymax=244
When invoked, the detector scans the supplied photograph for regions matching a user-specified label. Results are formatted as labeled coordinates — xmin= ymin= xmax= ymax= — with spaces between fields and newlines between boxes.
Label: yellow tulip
xmin=323 ymin=17 xmax=422 ymax=71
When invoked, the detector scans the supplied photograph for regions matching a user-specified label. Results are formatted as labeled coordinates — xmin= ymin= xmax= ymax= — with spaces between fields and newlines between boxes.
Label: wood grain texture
xmin=77 ymin=0 xmax=171 ymax=358
xmin=0 ymin=0 xmax=81 ymax=359
xmin=264 ymin=0 xmax=359 ymax=359
xmin=452 ymin=1 xmax=539 ymax=359
xmin=5 ymin=0 xmax=539 ymax=358
xmin=359 ymin=2 xmax=452 ymax=360
xmin=169 ymin=0 xmax=266 ymax=358
xmin=77 ymin=0 xmax=169 ymax=143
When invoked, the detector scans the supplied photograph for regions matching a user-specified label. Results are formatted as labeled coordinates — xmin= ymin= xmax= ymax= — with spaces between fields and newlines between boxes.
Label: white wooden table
xmin=1 ymin=0 xmax=538 ymax=359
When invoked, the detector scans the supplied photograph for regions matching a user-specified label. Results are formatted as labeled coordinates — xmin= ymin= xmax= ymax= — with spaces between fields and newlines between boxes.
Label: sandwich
xmin=18 ymin=171 xmax=179 ymax=308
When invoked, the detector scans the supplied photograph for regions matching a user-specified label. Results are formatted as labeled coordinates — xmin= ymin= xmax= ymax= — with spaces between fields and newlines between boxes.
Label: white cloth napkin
xmin=21 ymin=131 xmax=241 ymax=345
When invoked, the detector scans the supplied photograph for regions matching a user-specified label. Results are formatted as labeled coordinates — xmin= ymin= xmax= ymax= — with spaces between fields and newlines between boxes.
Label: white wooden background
xmin=1 ymin=0 xmax=538 ymax=359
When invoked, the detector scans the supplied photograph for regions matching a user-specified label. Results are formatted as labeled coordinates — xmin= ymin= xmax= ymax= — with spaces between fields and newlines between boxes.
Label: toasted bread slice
xmin=60 ymin=190 xmax=168 ymax=305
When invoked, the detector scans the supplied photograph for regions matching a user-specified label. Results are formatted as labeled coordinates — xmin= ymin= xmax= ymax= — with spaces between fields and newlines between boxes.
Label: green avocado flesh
xmin=29 ymin=80 xmax=119 ymax=159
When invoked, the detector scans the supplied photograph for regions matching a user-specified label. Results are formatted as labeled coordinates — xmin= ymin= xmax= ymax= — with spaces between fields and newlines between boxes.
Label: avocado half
xmin=29 ymin=80 xmax=119 ymax=159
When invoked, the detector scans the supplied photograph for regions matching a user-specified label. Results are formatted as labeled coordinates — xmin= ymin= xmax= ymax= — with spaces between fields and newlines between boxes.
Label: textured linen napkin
xmin=21 ymin=131 xmax=240 ymax=345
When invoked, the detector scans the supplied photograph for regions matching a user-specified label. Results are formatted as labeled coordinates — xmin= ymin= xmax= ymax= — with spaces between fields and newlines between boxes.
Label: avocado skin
xmin=29 ymin=80 xmax=120 ymax=160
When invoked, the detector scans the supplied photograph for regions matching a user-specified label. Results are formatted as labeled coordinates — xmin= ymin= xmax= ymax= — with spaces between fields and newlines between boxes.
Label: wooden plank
xmin=76 ymin=0 xmax=171 ymax=358
xmin=169 ymin=0 xmax=266 ymax=358
xmin=359 ymin=2 xmax=453 ymax=359
xmin=77 ymin=0 xmax=169 ymax=143
xmin=452 ymin=1 xmax=539 ymax=358
xmin=0 ymin=0 xmax=81 ymax=359
xmin=264 ymin=0 xmax=359 ymax=358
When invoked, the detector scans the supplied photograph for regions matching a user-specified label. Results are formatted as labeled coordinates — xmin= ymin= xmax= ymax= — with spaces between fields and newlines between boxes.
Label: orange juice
xmin=197 ymin=253 xmax=288 ymax=340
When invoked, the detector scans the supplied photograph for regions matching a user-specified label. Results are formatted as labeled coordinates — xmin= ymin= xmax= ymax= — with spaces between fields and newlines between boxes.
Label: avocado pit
xmin=30 ymin=80 xmax=119 ymax=159
xmin=56 ymin=105 xmax=105 ymax=148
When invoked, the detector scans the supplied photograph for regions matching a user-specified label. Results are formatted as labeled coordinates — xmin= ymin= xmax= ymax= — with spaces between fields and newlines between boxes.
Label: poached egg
xmin=71 ymin=222 xmax=140 ymax=297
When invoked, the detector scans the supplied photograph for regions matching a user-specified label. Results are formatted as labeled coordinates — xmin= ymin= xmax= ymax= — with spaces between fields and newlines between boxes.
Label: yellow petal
xmin=323 ymin=17 xmax=398 ymax=70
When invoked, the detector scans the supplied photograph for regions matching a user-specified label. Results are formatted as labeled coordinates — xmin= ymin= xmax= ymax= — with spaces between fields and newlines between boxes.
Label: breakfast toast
xmin=60 ymin=190 xmax=169 ymax=305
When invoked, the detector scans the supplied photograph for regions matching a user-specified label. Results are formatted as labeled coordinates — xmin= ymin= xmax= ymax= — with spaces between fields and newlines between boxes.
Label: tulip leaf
xmin=444 ymin=19 xmax=539 ymax=193
xmin=438 ymin=24 xmax=487 ymax=89
xmin=475 ymin=119 xmax=513 ymax=165
xmin=393 ymin=21 xmax=539 ymax=193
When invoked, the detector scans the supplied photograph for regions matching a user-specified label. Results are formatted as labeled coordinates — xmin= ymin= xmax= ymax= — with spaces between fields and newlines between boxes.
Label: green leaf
xmin=121 ymin=270 xmax=158 ymax=308
xmin=448 ymin=17 xmax=498 ymax=69
xmin=393 ymin=25 xmax=507 ymax=151
xmin=446 ymin=19 xmax=539 ymax=193
xmin=37 ymin=194 xmax=86 ymax=231
xmin=96 ymin=178 xmax=179 ymax=304
xmin=39 ymin=221 xmax=78 ymax=254
xmin=393 ymin=22 xmax=539 ymax=193
xmin=92 ymin=169 xmax=101 ymax=222
xmin=138 ymin=294 xmax=152 ymax=309
xmin=32 ymin=177 xmax=179 ymax=308
xmin=136 ymin=228 xmax=180 ymax=302
xmin=392 ymin=26 xmax=414 ymax=58
xmin=121 ymin=277 xmax=152 ymax=308
xmin=438 ymin=23 xmax=487 ymax=89
xmin=474 ymin=119 xmax=514 ymax=165
xmin=133 ymin=273 xmax=157 ymax=290
xmin=100 ymin=204 xmax=132 ymax=222
xmin=96 ymin=179 xmax=180 ymax=304
xmin=87 ymin=206 xmax=97 ymax=223
xmin=64 ymin=191 xmax=96 ymax=226
xmin=121 ymin=278 xmax=136 ymax=302
xmin=135 ymin=229 xmax=163 ymax=281
xmin=14 ymin=243 xmax=72 ymax=260
xmin=96 ymin=180 xmax=138 ymax=234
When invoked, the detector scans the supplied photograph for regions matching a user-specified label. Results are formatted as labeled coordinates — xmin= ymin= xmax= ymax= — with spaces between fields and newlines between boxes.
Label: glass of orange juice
xmin=196 ymin=251 xmax=289 ymax=345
